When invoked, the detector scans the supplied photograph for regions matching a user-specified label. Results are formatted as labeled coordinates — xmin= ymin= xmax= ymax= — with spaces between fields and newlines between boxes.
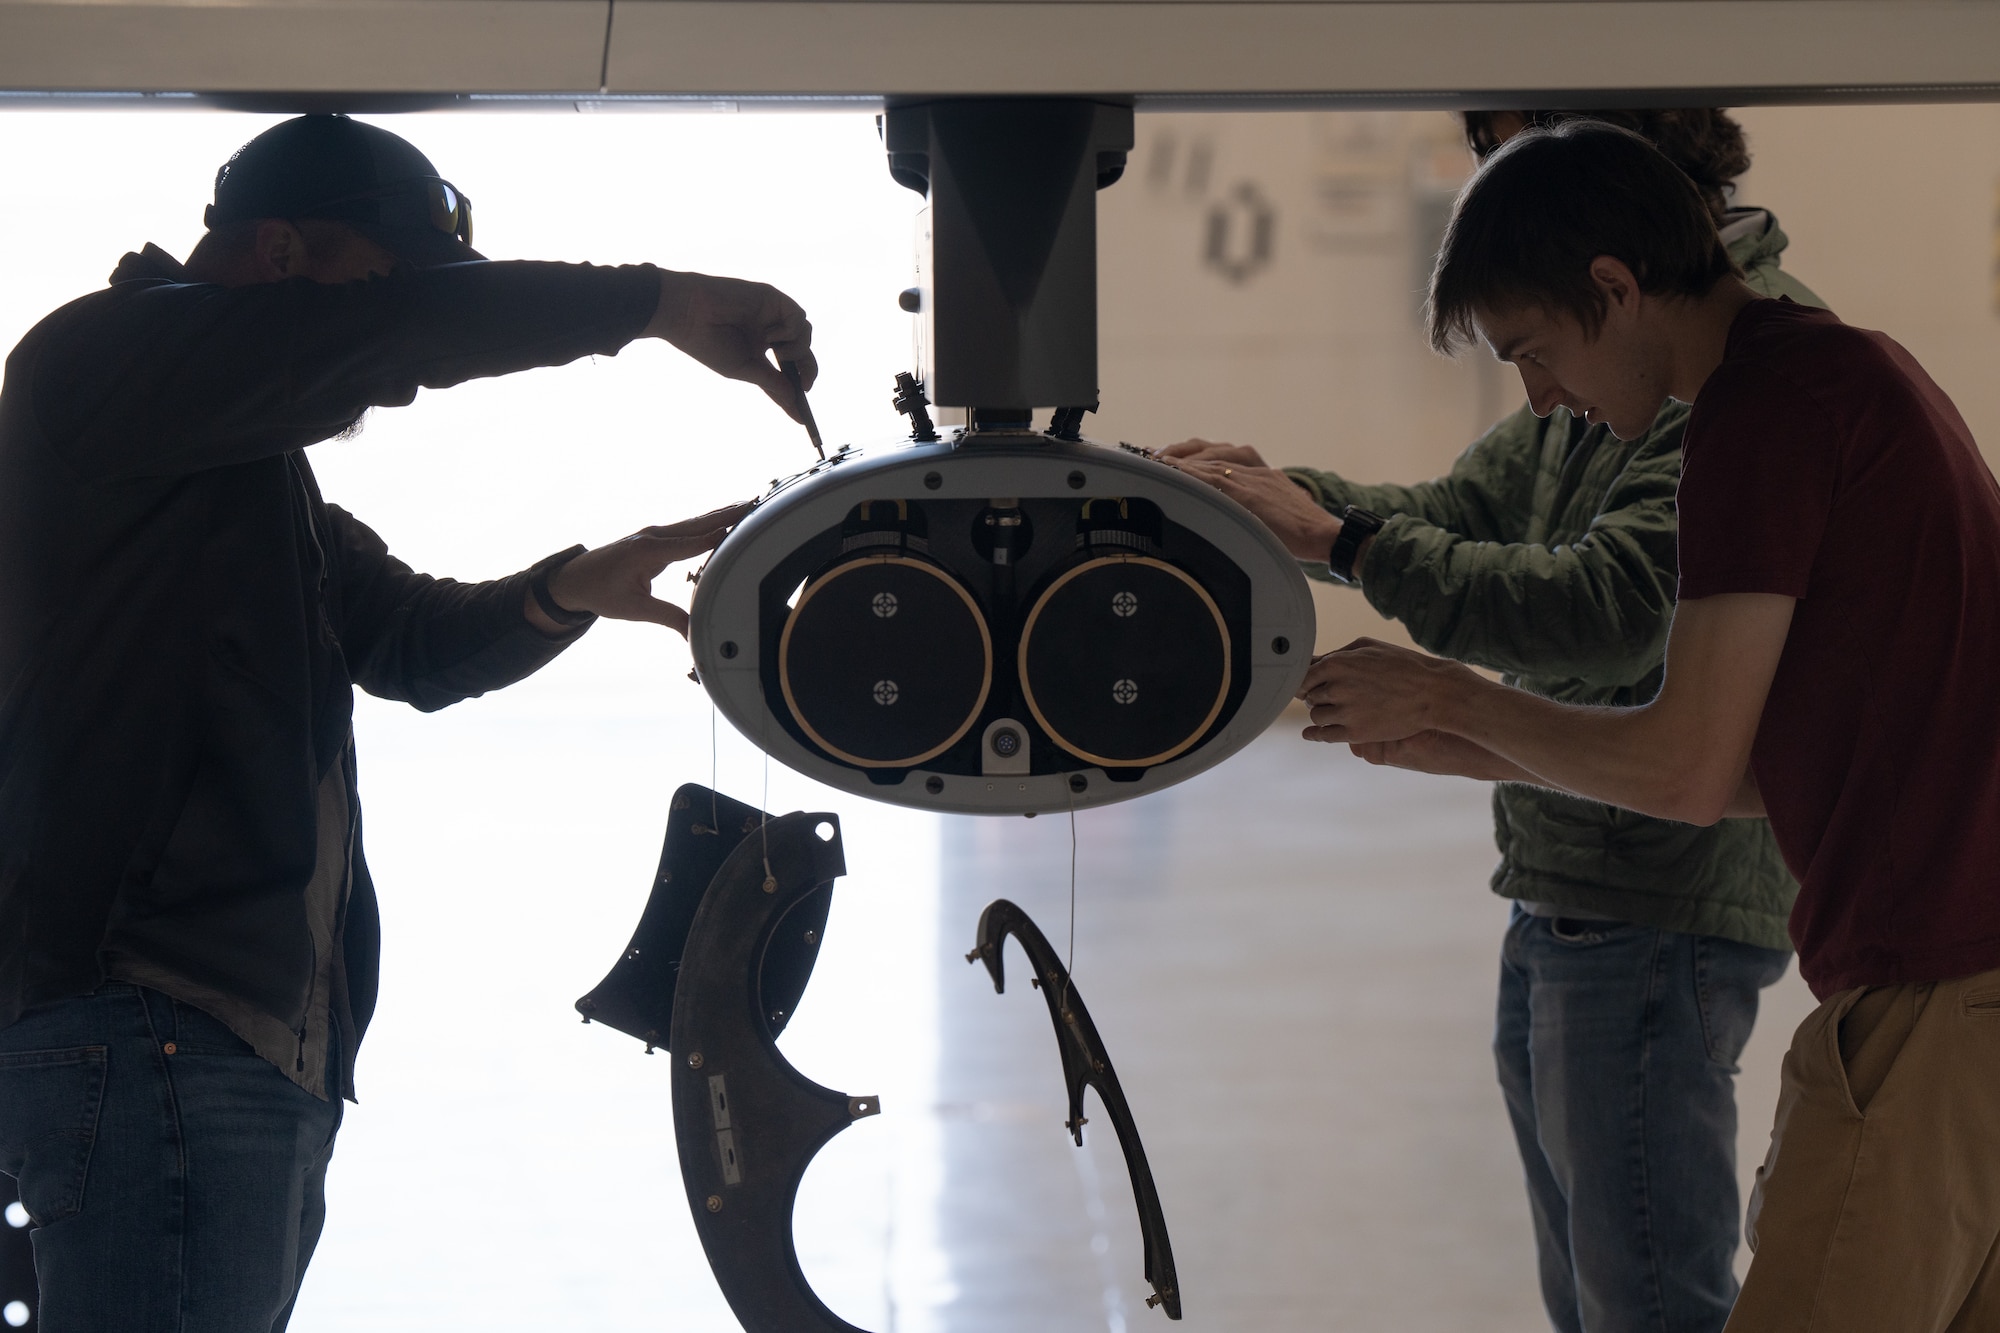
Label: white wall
xmin=1732 ymin=102 xmax=2000 ymax=473
xmin=1097 ymin=110 xmax=1503 ymax=654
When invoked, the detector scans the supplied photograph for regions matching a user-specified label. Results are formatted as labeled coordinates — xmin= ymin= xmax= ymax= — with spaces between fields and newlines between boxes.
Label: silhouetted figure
xmin=0 ymin=114 xmax=813 ymax=1330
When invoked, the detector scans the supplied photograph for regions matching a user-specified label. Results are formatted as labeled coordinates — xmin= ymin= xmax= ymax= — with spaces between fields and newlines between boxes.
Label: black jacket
xmin=0 ymin=247 xmax=661 ymax=1085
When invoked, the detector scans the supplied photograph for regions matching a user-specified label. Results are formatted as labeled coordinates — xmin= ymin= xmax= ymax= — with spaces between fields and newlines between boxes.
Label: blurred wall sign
xmin=1305 ymin=112 xmax=1404 ymax=252
xmin=1203 ymin=182 xmax=1275 ymax=284
xmin=1143 ymin=129 xmax=1215 ymax=200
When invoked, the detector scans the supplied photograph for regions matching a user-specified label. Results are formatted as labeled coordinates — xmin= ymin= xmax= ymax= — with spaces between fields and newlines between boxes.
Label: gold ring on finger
xmin=1223 ymin=467 xmax=1233 ymax=476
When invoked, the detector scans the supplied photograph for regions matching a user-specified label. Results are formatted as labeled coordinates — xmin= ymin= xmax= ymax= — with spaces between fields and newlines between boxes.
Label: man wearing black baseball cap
xmin=202 ymin=111 xmax=488 ymax=269
xmin=0 ymin=114 xmax=815 ymax=1330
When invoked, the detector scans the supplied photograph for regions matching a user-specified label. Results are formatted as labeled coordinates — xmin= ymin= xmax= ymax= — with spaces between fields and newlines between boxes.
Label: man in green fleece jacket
xmin=1163 ymin=109 xmax=1816 ymax=1333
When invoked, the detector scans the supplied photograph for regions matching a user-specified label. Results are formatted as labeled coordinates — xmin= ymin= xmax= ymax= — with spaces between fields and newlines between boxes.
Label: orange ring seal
xmin=779 ymin=553 xmax=994 ymax=769
xmin=1017 ymin=554 xmax=1230 ymax=769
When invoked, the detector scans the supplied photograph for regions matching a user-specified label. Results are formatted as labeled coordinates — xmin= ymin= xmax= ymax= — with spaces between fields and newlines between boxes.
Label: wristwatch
xmin=1327 ymin=506 xmax=1386 ymax=585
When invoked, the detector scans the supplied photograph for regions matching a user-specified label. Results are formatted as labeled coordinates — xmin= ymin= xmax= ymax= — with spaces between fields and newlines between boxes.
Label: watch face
xmin=1330 ymin=507 xmax=1386 ymax=582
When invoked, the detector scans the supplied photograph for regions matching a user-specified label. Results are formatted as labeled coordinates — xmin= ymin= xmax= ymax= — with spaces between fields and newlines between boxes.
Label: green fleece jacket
xmin=1289 ymin=211 xmax=1819 ymax=950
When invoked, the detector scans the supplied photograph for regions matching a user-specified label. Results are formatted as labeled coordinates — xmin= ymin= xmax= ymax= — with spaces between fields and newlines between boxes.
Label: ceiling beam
xmin=0 ymin=0 xmax=1994 ymax=107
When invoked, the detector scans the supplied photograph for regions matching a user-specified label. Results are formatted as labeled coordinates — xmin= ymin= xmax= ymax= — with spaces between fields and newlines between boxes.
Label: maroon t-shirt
xmin=1678 ymin=299 xmax=2000 ymax=997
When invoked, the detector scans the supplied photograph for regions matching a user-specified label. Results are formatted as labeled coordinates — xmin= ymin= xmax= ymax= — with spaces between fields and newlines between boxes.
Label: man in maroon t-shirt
xmin=1306 ymin=120 xmax=2000 ymax=1329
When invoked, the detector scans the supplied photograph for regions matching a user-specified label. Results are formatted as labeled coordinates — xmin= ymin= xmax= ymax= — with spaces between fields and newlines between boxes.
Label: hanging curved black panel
xmin=668 ymin=807 xmax=881 ymax=1333
xmin=779 ymin=554 xmax=993 ymax=768
xmin=966 ymin=898 xmax=1182 ymax=1320
xmin=575 ymin=784 xmax=829 ymax=1052
xmin=580 ymin=788 xmax=866 ymax=1333
xmin=1019 ymin=554 xmax=1230 ymax=768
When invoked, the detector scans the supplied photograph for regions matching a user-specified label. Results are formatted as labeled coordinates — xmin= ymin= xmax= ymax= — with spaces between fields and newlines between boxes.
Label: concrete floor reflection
xmin=931 ymin=723 xmax=1546 ymax=1333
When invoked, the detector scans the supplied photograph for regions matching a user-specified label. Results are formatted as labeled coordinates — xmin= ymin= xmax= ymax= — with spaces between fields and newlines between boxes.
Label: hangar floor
xmin=301 ymin=695 xmax=1815 ymax=1333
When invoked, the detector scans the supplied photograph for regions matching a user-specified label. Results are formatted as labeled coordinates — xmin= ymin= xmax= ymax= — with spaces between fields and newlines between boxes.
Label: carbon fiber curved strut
xmin=579 ymin=785 xmax=878 ymax=1333
xmin=966 ymin=898 xmax=1183 ymax=1320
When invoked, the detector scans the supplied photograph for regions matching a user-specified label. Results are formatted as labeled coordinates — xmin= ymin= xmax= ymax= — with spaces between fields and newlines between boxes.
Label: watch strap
xmin=1327 ymin=506 xmax=1387 ymax=585
xmin=529 ymin=544 xmax=596 ymax=629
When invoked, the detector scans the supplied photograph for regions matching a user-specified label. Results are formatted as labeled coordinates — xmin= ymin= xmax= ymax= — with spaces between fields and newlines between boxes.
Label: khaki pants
xmin=1728 ymin=967 xmax=2000 ymax=1332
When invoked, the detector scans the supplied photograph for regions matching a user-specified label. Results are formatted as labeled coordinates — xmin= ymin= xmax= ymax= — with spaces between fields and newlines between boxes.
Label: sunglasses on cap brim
xmin=308 ymin=176 xmax=473 ymax=249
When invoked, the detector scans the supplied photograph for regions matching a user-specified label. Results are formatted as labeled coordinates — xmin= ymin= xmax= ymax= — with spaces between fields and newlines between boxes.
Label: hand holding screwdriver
xmin=780 ymin=360 xmax=826 ymax=460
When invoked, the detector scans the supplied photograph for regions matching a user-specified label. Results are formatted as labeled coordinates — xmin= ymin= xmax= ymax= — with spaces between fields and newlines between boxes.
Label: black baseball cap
xmin=205 ymin=114 xmax=483 ymax=268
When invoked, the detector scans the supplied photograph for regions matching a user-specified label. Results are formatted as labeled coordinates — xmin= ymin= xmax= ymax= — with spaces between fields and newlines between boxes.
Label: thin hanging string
xmin=759 ymin=699 xmax=773 ymax=887
xmin=1063 ymin=783 xmax=1079 ymax=1016
xmin=708 ymin=701 xmax=720 ymax=834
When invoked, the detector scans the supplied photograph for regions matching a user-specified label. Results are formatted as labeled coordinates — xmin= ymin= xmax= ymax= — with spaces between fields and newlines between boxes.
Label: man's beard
xmin=333 ymin=410 xmax=371 ymax=442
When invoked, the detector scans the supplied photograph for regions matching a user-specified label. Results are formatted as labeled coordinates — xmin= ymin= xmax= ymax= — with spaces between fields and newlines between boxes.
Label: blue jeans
xmin=1496 ymin=907 xmax=1791 ymax=1333
xmin=0 ymin=983 xmax=342 ymax=1333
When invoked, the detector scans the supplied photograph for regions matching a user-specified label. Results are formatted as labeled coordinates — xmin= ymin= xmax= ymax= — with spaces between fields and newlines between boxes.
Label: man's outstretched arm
xmin=334 ymin=502 xmax=750 ymax=711
xmin=51 ymin=264 xmax=815 ymax=480
xmin=1347 ymin=724 xmax=1770 ymax=818
xmin=1159 ymin=415 xmax=1685 ymax=688
xmin=528 ymin=503 xmax=754 ymax=637
xmin=1301 ymin=592 xmax=1795 ymax=826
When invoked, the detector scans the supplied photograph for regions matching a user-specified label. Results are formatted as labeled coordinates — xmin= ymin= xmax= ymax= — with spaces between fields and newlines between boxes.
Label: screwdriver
xmin=780 ymin=360 xmax=826 ymax=460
